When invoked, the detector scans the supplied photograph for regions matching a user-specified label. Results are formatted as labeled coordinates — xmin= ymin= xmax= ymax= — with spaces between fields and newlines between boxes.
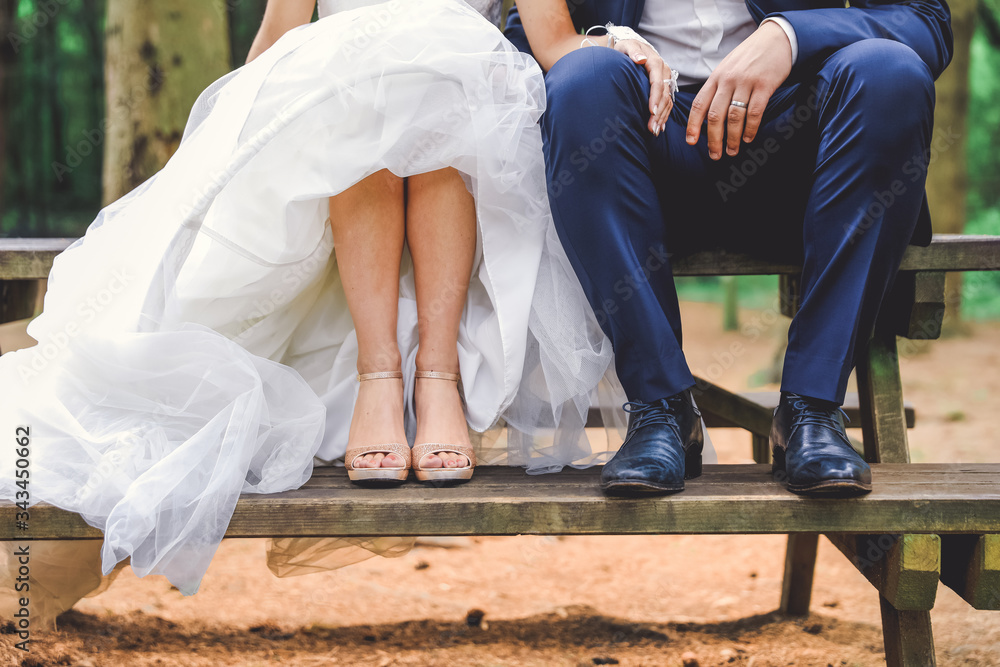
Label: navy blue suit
xmin=505 ymin=0 xmax=953 ymax=405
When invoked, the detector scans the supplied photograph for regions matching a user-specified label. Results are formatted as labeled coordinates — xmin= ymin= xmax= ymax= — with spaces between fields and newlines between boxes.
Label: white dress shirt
xmin=637 ymin=0 xmax=798 ymax=86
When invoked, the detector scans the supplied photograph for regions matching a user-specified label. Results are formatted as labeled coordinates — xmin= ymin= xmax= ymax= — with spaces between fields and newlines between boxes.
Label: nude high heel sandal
xmin=345 ymin=371 xmax=411 ymax=484
xmin=412 ymin=370 xmax=476 ymax=483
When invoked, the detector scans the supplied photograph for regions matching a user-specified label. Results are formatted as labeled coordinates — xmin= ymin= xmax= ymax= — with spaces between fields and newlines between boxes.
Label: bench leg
xmin=751 ymin=433 xmax=771 ymax=464
xmin=858 ymin=330 xmax=938 ymax=665
xmin=857 ymin=329 xmax=910 ymax=464
xmin=780 ymin=532 xmax=819 ymax=615
xmin=880 ymin=596 xmax=936 ymax=667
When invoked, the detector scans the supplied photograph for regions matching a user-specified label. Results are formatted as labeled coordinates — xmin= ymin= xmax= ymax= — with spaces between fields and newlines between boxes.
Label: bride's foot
xmin=413 ymin=370 xmax=475 ymax=482
xmin=346 ymin=371 xmax=410 ymax=482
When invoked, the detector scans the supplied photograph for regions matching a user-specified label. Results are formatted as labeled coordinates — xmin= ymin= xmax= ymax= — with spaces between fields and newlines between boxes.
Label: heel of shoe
xmin=684 ymin=443 xmax=703 ymax=480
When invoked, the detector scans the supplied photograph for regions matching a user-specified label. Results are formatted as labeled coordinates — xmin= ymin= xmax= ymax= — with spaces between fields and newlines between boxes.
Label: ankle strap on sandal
xmin=357 ymin=370 xmax=403 ymax=382
xmin=414 ymin=370 xmax=461 ymax=382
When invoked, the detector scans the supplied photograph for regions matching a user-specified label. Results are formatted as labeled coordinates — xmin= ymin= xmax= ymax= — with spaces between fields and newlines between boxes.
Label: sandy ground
xmin=1 ymin=300 xmax=999 ymax=667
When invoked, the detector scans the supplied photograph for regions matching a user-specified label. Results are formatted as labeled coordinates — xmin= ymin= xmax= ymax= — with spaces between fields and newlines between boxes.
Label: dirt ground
xmin=1 ymin=300 xmax=999 ymax=667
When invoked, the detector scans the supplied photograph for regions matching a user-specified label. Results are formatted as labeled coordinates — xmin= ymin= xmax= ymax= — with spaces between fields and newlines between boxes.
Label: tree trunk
xmin=925 ymin=0 xmax=975 ymax=333
xmin=102 ymin=0 xmax=231 ymax=205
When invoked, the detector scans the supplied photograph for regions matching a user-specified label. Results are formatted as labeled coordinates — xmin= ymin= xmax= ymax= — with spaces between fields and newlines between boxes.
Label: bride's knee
xmin=329 ymin=168 xmax=403 ymax=210
xmin=368 ymin=168 xmax=404 ymax=196
xmin=408 ymin=167 xmax=463 ymax=189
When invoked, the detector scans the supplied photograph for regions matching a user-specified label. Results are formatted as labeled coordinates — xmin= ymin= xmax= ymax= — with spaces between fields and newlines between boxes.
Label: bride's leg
xmin=405 ymin=168 xmax=476 ymax=469
xmin=329 ymin=169 xmax=406 ymax=470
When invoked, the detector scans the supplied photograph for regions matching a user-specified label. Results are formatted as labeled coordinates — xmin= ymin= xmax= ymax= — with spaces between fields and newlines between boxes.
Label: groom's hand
xmin=612 ymin=40 xmax=674 ymax=136
xmin=686 ymin=21 xmax=792 ymax=160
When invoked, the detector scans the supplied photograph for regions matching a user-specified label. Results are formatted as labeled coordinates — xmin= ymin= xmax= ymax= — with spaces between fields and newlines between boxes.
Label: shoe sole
xmin=786 ymin=479 xmax=873 ymax=497
xmin=415 ymin=468 xmax=474 ymax=484
xmin=348 ymin=469 xmax=409 ymax=485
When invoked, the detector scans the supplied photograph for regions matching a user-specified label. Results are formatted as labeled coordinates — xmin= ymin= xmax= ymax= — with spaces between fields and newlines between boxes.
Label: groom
xmin=505 ymin=0 xmax=952 ymax=496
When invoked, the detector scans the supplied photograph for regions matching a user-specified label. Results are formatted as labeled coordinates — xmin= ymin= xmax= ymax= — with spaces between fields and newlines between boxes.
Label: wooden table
xmin=2 ymin=233 xmax=999 ymax=665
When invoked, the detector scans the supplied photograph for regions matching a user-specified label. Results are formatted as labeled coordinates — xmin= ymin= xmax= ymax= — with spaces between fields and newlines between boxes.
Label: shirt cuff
xmin=762 ymin=16 xmax=798 ymax=65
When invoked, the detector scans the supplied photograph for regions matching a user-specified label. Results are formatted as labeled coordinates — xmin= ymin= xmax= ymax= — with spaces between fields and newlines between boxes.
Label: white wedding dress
xmin=0 ymin=0 xmax=716 ymax=628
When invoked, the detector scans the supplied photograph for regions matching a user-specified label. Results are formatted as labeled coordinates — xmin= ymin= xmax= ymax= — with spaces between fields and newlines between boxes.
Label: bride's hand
xmin=613 ymin=39 xmax=673 ymax=136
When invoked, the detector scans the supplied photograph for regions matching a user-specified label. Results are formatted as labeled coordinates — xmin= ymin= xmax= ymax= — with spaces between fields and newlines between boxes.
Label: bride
xmin=0 ymin=0 xmax=643 ymax=627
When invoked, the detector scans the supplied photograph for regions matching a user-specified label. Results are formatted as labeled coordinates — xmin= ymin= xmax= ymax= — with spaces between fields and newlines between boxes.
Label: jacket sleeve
xmin=770 ymin=0 xmax=954 ymax=79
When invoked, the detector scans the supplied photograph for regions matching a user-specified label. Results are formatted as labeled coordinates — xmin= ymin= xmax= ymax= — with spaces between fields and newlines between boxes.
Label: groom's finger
xmin=705 ymin=82 xmax=735 ymax=160
xmin=726 ymin=86 xmax=752 ymax=156
xmin=742 ymin=86 xmax=772 ymax=144
xmin=686 ymin=79 xmax=717 ymax=146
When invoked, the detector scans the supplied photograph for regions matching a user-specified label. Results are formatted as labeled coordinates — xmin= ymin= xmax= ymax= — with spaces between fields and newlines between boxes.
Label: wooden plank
xmin=0 ymin=238 xmax=73 ymax=280
xmin=828 ymin=534 xmax=940 ymax=610
xmin=689 ymin=377 xmax=773 ymax=437
xmin=940 ymin=534 xmax=1000 ymax=610
xmin=1 ymin=235 xmax=996 ymax=281
xmin=779 ymin=533 xmax=819 ymax=615
xmin=883 ymin=271 xmax=947 ymax=341
xmin=669 ymin=234 xmax=1000 ymax=275
xmin=880 ymin=598 xmax=936 ymax=667
xmin=3 ymin=464 xmax=999 ymax=541
xmin=896 ymin=235 xmax=1000 ymax=272
xmin=857 ymin=331 xmax=910 ymax=464
xmin=586 ymin=391 xmax=915 ymax=430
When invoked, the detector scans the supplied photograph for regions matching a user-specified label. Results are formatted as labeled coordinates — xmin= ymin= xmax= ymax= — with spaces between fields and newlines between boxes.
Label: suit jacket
xmin=503 ymin=0 xmax=955 ymax=245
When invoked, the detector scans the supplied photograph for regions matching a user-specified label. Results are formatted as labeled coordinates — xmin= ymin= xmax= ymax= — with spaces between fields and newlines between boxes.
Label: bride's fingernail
xmin=653 ymin=105 xmax=659 ymax=115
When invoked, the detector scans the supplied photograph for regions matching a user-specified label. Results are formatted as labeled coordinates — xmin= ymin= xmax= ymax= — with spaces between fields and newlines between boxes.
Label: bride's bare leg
xmin=405 ymin=168 xmax=476 ymax=469
xmin=329 ymin=169 xmax=406 ymax=470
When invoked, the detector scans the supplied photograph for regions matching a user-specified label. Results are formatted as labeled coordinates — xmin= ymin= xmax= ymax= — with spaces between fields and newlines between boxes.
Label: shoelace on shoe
xmin=623 ymin=397 xmax=683 ymax=435
xmin=787 ymin=393 xmax=851 ymax=433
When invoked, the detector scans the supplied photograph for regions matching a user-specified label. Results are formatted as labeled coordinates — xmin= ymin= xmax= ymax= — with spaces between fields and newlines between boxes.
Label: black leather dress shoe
xmin=770 ymin=392 xmax=872 ymax=497
xmin=601 ymin=390 xmax=704 ymax=496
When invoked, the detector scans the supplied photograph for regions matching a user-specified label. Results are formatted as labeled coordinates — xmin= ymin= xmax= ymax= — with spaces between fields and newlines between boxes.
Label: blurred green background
xmin=0 ymin=0 xmax=998 ymax=318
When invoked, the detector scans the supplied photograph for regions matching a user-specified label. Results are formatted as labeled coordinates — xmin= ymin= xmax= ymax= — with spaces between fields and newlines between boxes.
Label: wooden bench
xmin=2 ymin=234 xmax=999 ymax=666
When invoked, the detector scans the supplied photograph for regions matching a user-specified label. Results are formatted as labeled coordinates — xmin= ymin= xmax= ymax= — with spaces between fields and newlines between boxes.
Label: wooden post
xmin=774 ymin=273 xmax=820 ymax=618
xmin=855 ymin=328 xmax=937 ymax=665
xmin=722 ymin=276 xmax=739 ymax=331
xmin=940 ymin=534 xmax=1000 ymax=609
xmin=751 ymin=433 xmax=771 ymax=465
xmin=780 ymin=533 xmax=819 ymax=615
xmin=880 ymin=595 xmax=936 ymax=667
xmin=827 ymin=534 xmax=940 ymax=611
xmin=856 ymin=329 xmax=910 ymax=464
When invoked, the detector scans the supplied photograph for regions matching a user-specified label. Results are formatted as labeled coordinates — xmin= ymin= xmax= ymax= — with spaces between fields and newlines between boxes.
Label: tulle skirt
xmin=0 ymin=0 xmax=644 ymax=628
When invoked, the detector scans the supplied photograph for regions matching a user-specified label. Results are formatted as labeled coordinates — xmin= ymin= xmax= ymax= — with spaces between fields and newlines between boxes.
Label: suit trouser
xmin=541 ymin=39 xmax=935 ymax=404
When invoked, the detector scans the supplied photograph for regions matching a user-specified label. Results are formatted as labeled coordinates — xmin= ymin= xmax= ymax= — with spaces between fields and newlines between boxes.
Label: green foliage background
xmin=1 ymin=0 xmax=999 ymax=317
